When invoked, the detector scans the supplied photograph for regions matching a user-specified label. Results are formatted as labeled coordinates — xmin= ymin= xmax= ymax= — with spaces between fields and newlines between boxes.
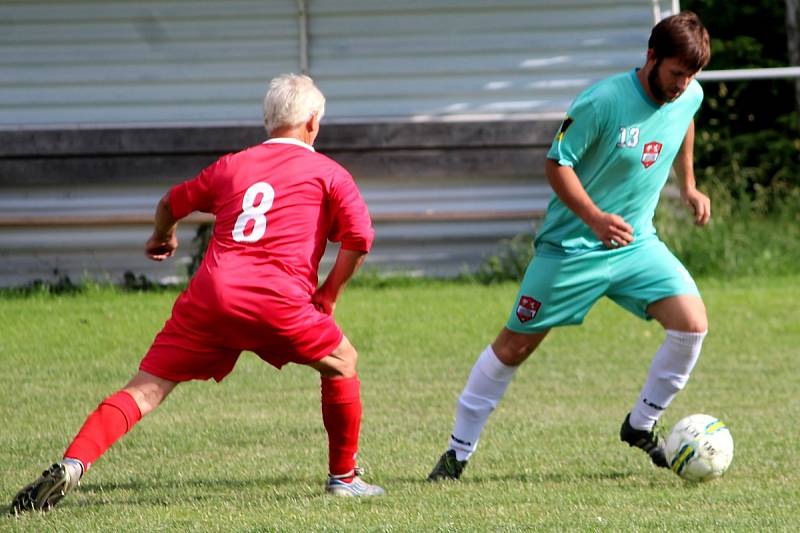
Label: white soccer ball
xmin=664 ymin=414 xmax=734 ymax=482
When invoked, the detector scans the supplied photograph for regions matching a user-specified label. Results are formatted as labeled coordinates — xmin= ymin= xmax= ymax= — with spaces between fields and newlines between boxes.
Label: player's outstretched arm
xmin=545 ymin=158 xmax=633 ymax=248
xmin=312 ymin=248 xmax=367 ymax=315
xmin=674 ymin=120 xmax=711 ymax=226
xmin=145 ymin=193 xmax=180 ymax=261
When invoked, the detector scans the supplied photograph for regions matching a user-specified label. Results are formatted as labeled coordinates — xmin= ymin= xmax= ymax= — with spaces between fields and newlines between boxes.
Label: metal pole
xmin=786 ymin=0 xmax=800 ymax=128
xmin=698 ymin=66 xmax=800 ymax=81
xmin=296 ymin=0 xmax=309 ymax=75
xmin=651 ymin=0 xmax=662 ymax=24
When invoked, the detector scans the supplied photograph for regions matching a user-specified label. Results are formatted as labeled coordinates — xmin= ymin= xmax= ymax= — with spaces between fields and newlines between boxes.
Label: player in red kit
xmin=11 ymin=74 xmax=384 ymax=513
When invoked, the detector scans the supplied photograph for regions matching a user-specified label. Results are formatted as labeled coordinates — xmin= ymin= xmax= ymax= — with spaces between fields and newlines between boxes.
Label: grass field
xmin=1 ymin=277 xmax=798 ymax=531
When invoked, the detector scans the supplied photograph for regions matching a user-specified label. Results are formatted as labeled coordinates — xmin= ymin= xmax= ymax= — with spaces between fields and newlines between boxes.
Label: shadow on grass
xmin=79 ymin=474 xmax=299 ymax=493
xmin=480 ymin=469 xmax=641 ymax=483
xmin=3 ymin=474 xmax=326 ymax=516
xmin=405 ymin=468 xmax=643 ymax=485
xmin=77 ymin=473 xmax=325 ymax=502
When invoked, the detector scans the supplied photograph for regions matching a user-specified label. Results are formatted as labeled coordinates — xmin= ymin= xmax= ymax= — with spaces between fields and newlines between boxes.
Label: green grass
xmin=1 ymin=278 xmax=798 ymax=531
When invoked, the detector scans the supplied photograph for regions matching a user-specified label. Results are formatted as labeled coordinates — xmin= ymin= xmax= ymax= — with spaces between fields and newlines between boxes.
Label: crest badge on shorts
xmin=516 ymin=295 xmax=542 ymax=323
xmin=641 ymin=141 xmax=663 ymax=168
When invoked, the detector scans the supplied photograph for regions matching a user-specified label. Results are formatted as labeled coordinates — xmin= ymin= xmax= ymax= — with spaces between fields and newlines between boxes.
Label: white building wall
xmin=0 ymin=0 xmax=300 ymax=127
xmin=0 ymin=0 xmax=664 ymax=128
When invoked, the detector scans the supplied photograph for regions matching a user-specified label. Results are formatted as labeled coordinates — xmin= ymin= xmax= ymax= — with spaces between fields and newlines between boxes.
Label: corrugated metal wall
xmin=0 ymin=179 xmax=550 ymax=286
xmin=1 ymin=0 xmax=659 ymax=127
xmin=0 ymin=0 xmax=300 ymax=127
xmin=312 ymin=0 xmax=654 ymax=120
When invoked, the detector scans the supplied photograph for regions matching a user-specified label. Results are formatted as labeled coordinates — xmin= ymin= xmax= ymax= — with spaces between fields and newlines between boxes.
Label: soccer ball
xmin=664 ymin=414 xmax=734 ymax=482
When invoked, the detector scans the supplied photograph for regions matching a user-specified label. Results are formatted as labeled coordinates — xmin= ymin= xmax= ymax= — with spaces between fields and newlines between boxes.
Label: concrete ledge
xmin=0 ymin=120 xmax=561 ymax=157
xmin=0 ymin=120 xmax=560 ymax=185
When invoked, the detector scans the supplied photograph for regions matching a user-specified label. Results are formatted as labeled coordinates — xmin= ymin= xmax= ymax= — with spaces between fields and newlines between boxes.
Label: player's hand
xmin=145 ymin=232 xmax=178 ymax=261
xmin=312 ymin=291 xmax=336 ymax=316
xmin=588 ymin=212 xmax=634 ymax=249
xmin=682 ymin=187 xmax=711 ymax=226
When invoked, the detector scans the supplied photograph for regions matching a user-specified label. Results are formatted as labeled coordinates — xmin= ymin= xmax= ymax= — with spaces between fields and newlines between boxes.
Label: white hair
xmin=263 ymin=73 xmax=326 ymax=134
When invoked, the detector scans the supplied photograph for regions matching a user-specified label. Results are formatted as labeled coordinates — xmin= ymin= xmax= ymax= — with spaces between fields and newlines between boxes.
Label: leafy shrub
xmin=656 ymin=177 xmax=800 ymax=278
xmin=469 ymin=232 xmax=535 ymax=284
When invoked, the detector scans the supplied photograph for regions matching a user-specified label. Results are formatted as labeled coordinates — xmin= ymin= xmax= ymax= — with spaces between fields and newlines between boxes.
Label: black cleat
xmin=427 ymin=449 xmax=468 ymax=481
xmin=620 ymin=413 xmax=669 ymax=468
xmin=10 ymin=461 xmax=82 ymax=514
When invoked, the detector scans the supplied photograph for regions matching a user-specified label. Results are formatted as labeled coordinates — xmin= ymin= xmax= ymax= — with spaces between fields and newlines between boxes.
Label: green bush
xmin=695 ymin=82 xmax=800 ymax=211
xmin=469 ymin=232 xmax=535 ymax=284
xmin=656 ymin=187 xmax=800 ymax=278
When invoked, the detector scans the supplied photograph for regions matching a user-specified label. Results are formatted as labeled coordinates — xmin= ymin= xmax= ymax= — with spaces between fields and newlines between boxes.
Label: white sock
xmin=62 ymin=457 xmax=85 ymax=478
xmin=449 ymin=345 xmax=518 ymax=461
xmin=629 ymin=329 xmax=707 ymax=430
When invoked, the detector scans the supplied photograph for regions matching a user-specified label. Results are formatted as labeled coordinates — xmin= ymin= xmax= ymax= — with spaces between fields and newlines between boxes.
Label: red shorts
xmin=139 ymin=294 xmax=343 ymax=382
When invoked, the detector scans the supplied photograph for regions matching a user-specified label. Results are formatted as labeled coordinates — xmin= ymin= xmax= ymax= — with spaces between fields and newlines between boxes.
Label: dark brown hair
xmin=648 ymin=11 xmax=711 ymax=72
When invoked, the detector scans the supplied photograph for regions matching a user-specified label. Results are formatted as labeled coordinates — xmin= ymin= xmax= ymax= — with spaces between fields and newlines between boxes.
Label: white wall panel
xmin=309 ymin=0 xmax=653 ymax=120
xmin=0 ymin=0 xmax=299 ymax=127
xmin=0 ymin=1 xmax=657 ymax=127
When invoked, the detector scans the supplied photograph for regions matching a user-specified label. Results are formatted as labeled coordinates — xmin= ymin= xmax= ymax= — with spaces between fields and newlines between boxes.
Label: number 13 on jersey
xmin=232 ymin=182 xmax=275 ymax=242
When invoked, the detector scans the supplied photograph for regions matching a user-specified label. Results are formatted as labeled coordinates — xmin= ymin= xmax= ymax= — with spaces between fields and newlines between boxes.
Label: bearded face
xmin=647 ymin=57 xmax=696 ymax=103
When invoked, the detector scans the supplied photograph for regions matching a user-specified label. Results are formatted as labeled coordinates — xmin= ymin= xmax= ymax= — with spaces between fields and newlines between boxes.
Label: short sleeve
xmin=168 ymin=155 xmax=230 ymax=219
xmin=546 ymin=92 xmax=602 ymax=168
xmin=326 ymin=166 xmax=374 ymax=252
xmin=689 ymin=80 xmax=704 ymax=114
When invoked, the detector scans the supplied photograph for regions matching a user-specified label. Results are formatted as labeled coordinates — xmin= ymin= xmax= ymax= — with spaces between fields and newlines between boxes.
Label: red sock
xmin=63 ymin=390 xmax=142 ymax=470
xmin=321 ymin=375 xmax=362 ymax=479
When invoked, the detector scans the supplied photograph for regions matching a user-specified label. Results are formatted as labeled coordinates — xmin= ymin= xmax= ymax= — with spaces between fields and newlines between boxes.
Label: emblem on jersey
xmin=556 ymin=117 xmax=573 ymax=141
xmin=641 ymin=141 xmax=663 ymax=168
xmin=516 ymin=295 xmax=542 ymax=323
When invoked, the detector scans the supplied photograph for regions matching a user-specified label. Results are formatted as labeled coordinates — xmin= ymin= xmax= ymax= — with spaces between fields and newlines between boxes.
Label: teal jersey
xmin=537 ymin=68 xmax=703 ymax=254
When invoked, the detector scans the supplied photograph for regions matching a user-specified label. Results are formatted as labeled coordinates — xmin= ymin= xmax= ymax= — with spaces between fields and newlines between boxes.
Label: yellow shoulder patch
xmin=556 ymin=116 xmax=573 ymax=141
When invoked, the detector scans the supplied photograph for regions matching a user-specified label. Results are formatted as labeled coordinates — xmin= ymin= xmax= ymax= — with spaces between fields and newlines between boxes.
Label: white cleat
xmin=325 ymin=470 xmax=385 ymax=497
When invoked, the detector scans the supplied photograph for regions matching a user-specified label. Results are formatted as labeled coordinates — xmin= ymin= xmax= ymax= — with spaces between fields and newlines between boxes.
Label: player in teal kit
xmin=429 ymin=11 xmax=712 ymax=480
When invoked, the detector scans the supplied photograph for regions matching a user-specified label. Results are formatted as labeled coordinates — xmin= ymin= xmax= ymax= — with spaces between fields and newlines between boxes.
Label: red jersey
xmin=167 ymin=138 xmax=373 ymax=330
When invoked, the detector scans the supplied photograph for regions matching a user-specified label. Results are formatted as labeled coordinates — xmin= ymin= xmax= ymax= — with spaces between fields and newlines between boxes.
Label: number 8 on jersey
xmin=232 ymin=182 xmax=275 ymax=242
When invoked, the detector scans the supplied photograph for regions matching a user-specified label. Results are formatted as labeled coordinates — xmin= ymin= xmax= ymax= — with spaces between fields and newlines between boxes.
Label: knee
xmin=680 ymin=314 xmax=708 ymax=334
xmin=492 ymin=328 xmax=547 ymax=366
xmin=335 ymin=346 xmax=358 ymax=377
xmin=122 ymin=386 xmax=160 ymax=417
xmin=122 ymin=379 xmax=175 ymax=417
xmin=662 ymin=311 xmax=708 ymax=334
xmin=313 ymin=342 xmax=358 ymax=378
xmin=651 ymin=296 xmax=708 ymax=332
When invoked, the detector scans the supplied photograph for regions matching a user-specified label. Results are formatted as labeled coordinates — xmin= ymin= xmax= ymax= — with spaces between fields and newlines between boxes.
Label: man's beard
xmin=648 ymin=60 xmax=667 ymax=102
xmin=648 ymin=59 xmax=682 ymax=103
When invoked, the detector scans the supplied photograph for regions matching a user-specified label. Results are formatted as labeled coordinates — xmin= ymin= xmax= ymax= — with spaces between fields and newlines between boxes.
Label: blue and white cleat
xmin=325 ymin=469 xmax=385 ymax=497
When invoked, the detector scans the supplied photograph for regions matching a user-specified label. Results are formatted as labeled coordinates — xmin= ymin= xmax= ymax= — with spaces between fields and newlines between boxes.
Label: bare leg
xmin=122 ymin=370 xmax=180 ymax=416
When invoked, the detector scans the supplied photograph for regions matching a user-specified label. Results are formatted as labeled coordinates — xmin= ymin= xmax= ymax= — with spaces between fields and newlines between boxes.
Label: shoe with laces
xmin=619 ymin=413 xmax=669 ymax=468
xmin=325 ymin=468 xmax=385 ymax=497
xmin=427 ymin=449 xmax=467 ymax=481
xmin=10 ymin=460 xmax=83 ymax=514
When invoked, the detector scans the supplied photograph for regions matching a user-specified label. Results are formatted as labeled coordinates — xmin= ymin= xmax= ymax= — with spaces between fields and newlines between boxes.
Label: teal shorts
xmin=506 ymin=236 xmax=700 ymax=333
